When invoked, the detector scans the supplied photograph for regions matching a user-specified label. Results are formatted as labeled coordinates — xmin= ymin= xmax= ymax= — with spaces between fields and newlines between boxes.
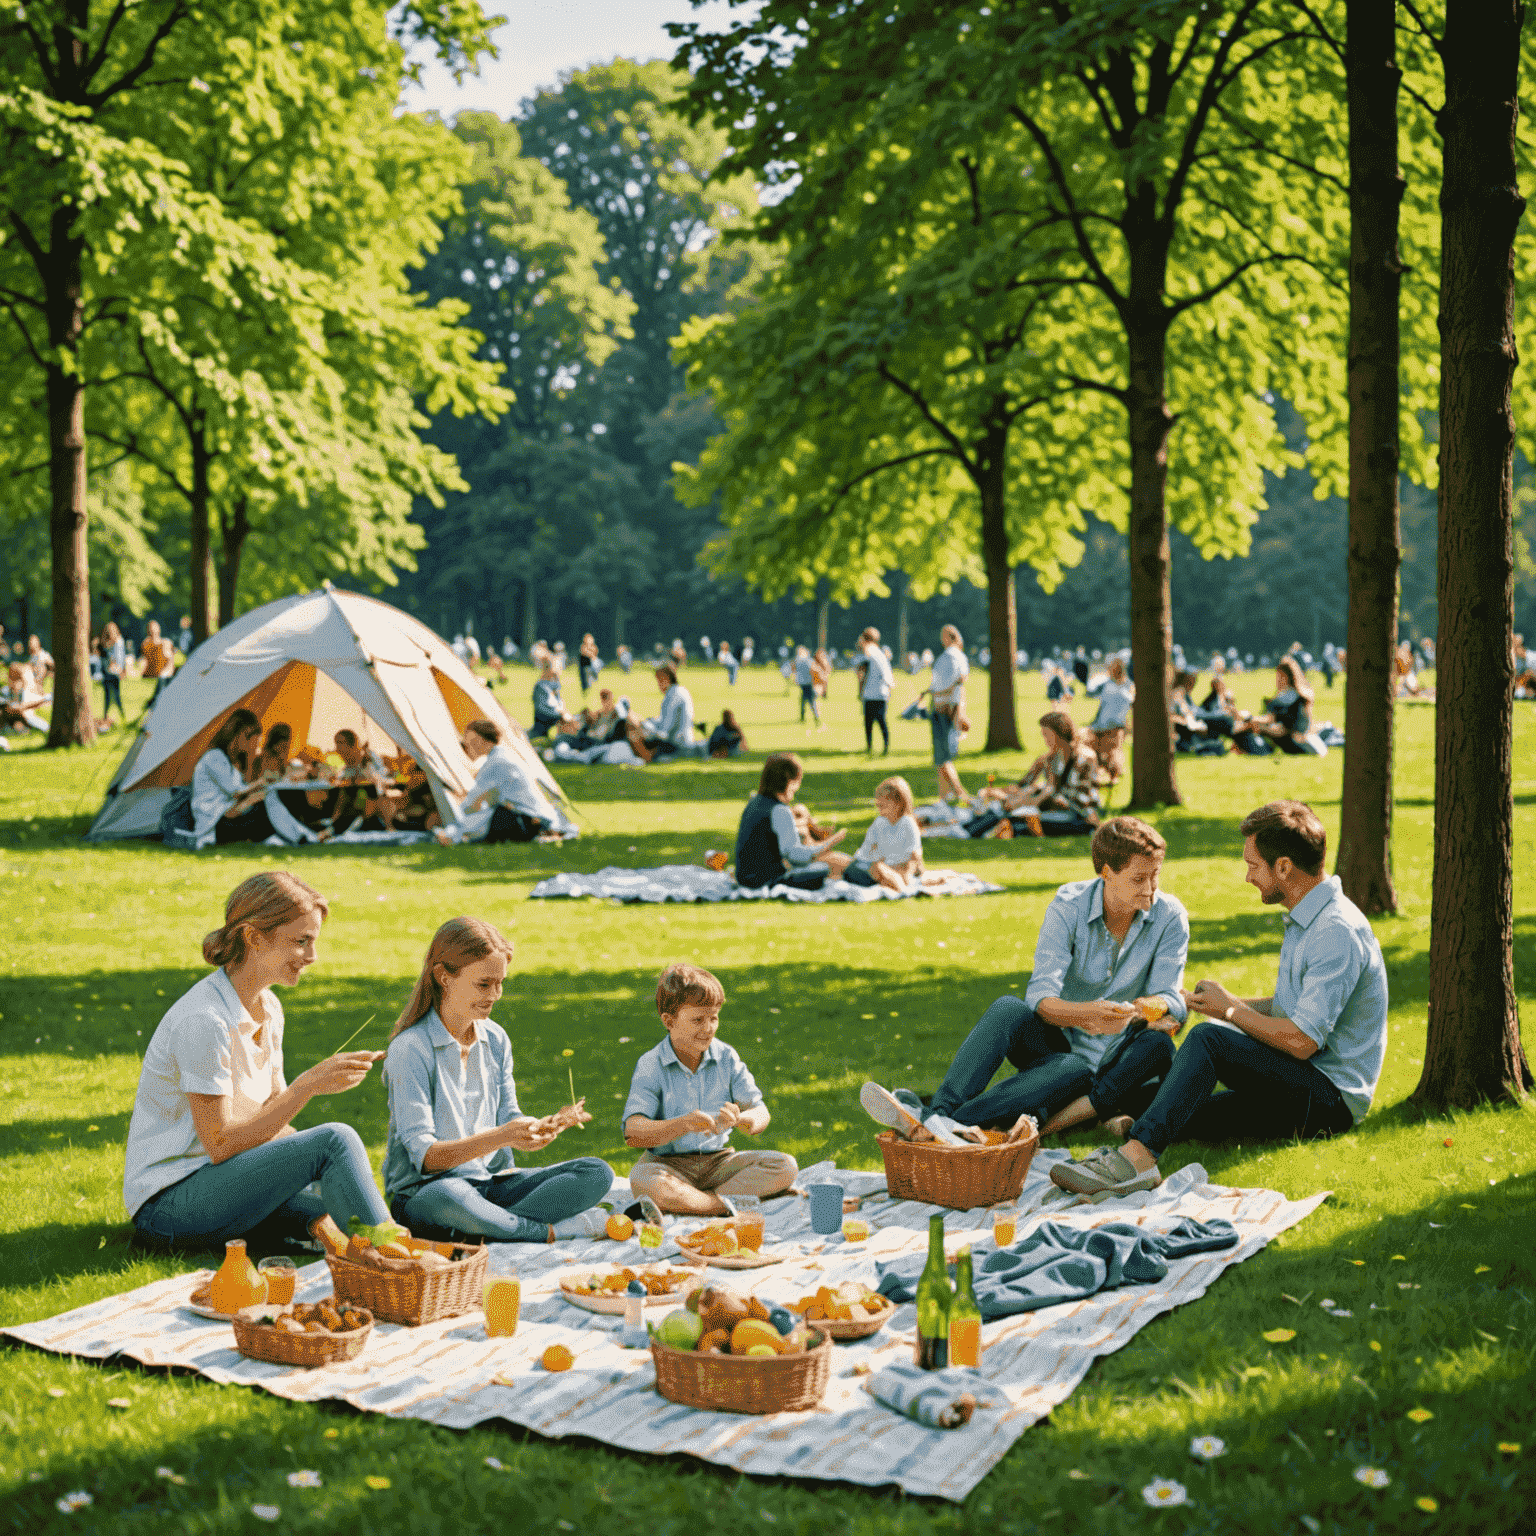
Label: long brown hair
xmin=1275 ymin=654 xmax=1314 ymax=703
xmin=203 ymin=872 xmax=328 ymax=968
xmin=391 ymin=917 xmax=515 ymax=1040
xmin=210 ymin=707 xmax=262 ymax=772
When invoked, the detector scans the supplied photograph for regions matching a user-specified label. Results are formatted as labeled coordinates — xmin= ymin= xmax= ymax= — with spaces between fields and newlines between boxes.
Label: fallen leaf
xmin=1406 ymin=1407 xmax=1434 ymax=1424
xmin=1497 ymin=1442 xmax=1522 ymax=1455
xmin=107 ymin=1397 xmax=131 ymax=1409
xmin=323 ymin=1428 xmax=339 ymax=1439
xmin=1262 ymin=1328 xmax=1297 ymax=1344
xmin=1415 ymin=1496 xmax=1438 ymax=1513
xmin=1474 ymin=1265 xmax=1491 ymax=1274
xmin=364 ymin=1476 xmax=391 ymax=1490
xmin=1348 ymin=1259 xmax=1366 ymax=1267
xmin=1369 ymin=1341 xmax=1382 ymax=1352
xmin=1390 ymin=1254 xmax=1407 ymax=1262
xmin=47 ymin=1387 xmax=65 ymax=1398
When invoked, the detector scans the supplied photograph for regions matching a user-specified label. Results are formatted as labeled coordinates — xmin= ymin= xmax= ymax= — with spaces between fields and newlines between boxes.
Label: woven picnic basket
xmin=651 ymin=1328 xmax=832 ymax=1413
xmin=796 ymin=1301 xmax=894 ymax=1341
xmin=876 ymin=1128 xmax=1038 ymax=1209
xmin=326 ymin=1242 xmax=487 ymax=1326
xmin=232 ymin=1305 xmax=372 ymax=1367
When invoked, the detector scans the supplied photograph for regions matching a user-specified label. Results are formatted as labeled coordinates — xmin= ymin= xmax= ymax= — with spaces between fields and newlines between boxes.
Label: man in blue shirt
xmin=1053 ymin=800 xmax=1389 ymax=1199
xmin=861 ymin=817 xmax=1189 ymax=1145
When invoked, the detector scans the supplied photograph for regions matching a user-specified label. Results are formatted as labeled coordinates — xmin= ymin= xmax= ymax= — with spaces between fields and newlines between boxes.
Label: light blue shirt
xmin=647 ymin=683 xmax=695 ymax=748
xmin=622 ymin=1036 xmax=765 ymax=1154
xmin=382 ymin=1010 xmax=523 ymax=1200
xmin=1023 ymin=878 xmax=1189 ymax=1068
xmin=1272 ymin=876 xmax=1388 ymax=1123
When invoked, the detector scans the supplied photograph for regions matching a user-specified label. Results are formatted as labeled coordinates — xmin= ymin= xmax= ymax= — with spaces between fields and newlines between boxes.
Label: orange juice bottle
xmin=948 ymin=1248 xmax=983 ymax=1368
xmin=209 ymin=1239 xmax=267 ymax=1314
xmin=484 ymin=1275 xmax=521 ymax=1337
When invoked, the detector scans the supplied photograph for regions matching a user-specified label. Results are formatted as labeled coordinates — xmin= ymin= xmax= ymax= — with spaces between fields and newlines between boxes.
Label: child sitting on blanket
xmin=845 ymin=776 xmax=927 ymax=892
xmin=622 ymin=964 xmax=798 ymax=1215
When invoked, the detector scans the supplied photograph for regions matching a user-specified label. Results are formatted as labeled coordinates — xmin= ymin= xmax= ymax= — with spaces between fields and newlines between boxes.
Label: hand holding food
xmin=296 ymin=1050 xmax=385 ymax=1096
xmin=676 ymin=1109 xmax=719 ymax=1137
xmin=1087 ymin=999 xmax=1139 ymax=1035
xmin=712 ymin=1102 xmax=742 ymax=1133
xmin=503 ymin=1116 xmax=561 ymax=1152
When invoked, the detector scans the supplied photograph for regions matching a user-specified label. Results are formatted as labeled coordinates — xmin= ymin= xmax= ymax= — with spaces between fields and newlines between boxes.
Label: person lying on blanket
xmin=124 ymin=874 xmax=393 ymax=1248
xmin=860 ymin=816 xmax=1188 ymax=1147
xmin=1050 ymin=800 xmax=1388 ymax=1200
xmin=622 ymin=963 xmax=798 ymax=1216
xmin=381 ymin=918 xmax=615 ymax=1241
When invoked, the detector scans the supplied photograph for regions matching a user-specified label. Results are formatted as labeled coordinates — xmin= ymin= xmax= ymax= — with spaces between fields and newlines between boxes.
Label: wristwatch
xmin=1224 ymin=1005 xmax=1237 ymax=1022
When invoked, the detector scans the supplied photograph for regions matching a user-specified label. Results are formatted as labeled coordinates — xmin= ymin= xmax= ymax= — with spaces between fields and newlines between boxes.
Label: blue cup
xmin=808 ymin=1183 xmax=844 ymax=1235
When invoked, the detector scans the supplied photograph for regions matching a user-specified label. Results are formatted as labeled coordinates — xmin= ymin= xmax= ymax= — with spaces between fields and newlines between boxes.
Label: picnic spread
xmin=4 ymin=1152 xmax=1327 ymax=1501
xmin=529 ymin=863 xmax=1004 ymax=905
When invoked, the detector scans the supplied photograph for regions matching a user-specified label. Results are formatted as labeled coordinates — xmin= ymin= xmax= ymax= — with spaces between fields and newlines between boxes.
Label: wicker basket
xmin=651 ymin=1329 xmax=833 ymax=1413
xmin=795 ymin=1304 xmax=893 ymax=1342
xmin=326 ymin=1242 xmax=488 ymax=1326
xmin=232 ymin=1306 xmax=372 ymax=1367
xmin=877 ymin=1129 xmax=1039 ymax=1209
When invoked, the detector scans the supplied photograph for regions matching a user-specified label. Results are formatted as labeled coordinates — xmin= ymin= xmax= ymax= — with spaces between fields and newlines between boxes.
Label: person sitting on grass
xmin=531 ymin=656 xmax=575 ymax=739
xmin=124 ymin=873 xmax=392 ymax=1248
xmin=436 ymin=719 xmax=560 ymax=844
xmin=623 ymin=963 xmax=798 ymax=1216
xmin=1050 ymin=800 xmax=1388 ymax=1200
xmin=845 ymin=775 xmax=927 ymax=892
xmin=626 ymin=663 xmax=703 ymax=761
xmin=190 ymin=709 xmax=322 ymax=847
xmin=382 ymin=917 xmax=614 ymax=1242
xmin=1242 ymin=657 xmax=1324 ymax=755
xmin=733 ymin=752 xmax=848 ymax=891
xmin=860 ymin=816 xmax=1187 ymax=1146
xmin=330 ymin=728 xmax=404 ymax=833
xmin=1 ymin=662 xmax=49 ymax=736
xmin=964 ymin=712 xmax=1101 ymax=838
xmin=708 ymin=708 xmax=747 ymax=758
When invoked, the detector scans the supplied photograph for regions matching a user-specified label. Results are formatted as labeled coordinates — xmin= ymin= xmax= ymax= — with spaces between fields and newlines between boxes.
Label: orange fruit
xmin=541 ymin=1343 xmax=574 ymax=1372
xmin=730 ymin=1319 xmax=783 ymax=1356
xmin=605 ymin=1212 xmax=635 ymax=1242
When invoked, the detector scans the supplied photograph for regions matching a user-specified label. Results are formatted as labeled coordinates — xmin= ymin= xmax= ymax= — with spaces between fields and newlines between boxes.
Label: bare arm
xmin=624 ymin=1109 xmax=719 ymax=1148
xmin=1035 ymin=996 xmax=1138 ymax=1035
xmin=1180 ymin=982 xmax=1315 ymax=1059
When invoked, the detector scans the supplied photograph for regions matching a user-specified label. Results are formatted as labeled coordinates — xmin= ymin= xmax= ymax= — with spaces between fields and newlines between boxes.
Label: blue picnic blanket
xmin=876 ymin=1217 xmax=1239 ymax=1319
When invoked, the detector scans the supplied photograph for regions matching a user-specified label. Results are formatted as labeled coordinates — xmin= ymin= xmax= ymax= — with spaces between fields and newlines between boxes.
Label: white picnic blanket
xmin=4 ymin=1154 xmax=1325 ymax=1500
xmin=529 ymin=864 xmax=1003 ymax=904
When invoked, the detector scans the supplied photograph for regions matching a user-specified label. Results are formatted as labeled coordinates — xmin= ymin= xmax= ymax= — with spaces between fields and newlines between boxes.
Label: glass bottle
xmin=208 ymin=1239 xmax=267 ymax=1314
xmin=914 ymin=1213 xmax=952 ymax=1370
xmin=948 ymin=1246 xmax=983 ymax=1368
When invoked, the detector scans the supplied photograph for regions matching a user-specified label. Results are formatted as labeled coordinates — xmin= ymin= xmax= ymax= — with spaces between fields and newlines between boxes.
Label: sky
xmin=401 ymin=0 xmax=756 ymax=119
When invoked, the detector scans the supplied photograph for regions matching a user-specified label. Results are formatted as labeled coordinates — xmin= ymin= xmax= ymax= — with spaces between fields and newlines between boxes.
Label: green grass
xmin=0 ymin=664 xmax=1532 ymax=1535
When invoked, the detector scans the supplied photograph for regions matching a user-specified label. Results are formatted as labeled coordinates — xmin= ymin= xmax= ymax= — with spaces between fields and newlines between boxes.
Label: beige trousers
xmin=629 ymin=1149 xmax=798 ymax=1209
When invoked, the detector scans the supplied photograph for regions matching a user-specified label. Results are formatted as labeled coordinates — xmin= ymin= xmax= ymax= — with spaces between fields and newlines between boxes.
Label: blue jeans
xmin=799 ymin=682 xmax=819 ymax=721
xmin=132 ymin=1123 xmax=390 ymax=1246
xmin=1130 ymin=1022 xmax=1354 ymax=1155
xmin=928 ymin=996 xmax=1173 ymax=1129
xmin=392 ymin=1158 xmax=614 ymax=1243
xmin=930 ymin=709 xmax=961 ymax=765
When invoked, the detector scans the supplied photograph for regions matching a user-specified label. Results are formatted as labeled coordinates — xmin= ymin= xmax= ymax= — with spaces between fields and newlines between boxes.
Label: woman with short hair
xmin=124 ymin=873 xmax=391 ymax=1247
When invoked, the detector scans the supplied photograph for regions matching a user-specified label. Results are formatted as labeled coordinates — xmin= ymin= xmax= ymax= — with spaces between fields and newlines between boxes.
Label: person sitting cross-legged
xmin=859 ymin=816 xmax=1187 ymax=1146
xmin=1051 ymin=800 xmax=1388 ymax=1200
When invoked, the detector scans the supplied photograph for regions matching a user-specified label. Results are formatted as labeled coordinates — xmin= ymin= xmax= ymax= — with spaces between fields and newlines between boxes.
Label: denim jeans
xmin=392 ymin=1158 xmax=614 ymax=1243
xmin=132 ymin=1123 xmax=391 ymax=1246
xmin=1130 ymin=1021 xmax=1354 ymax=1155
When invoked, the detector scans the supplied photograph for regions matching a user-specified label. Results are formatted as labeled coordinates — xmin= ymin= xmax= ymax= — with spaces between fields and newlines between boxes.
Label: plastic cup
xmin=991 ymin=1207 xmax=1017 ymax=1248
xmin=730 ymin=1197 xmax=765 ymax=1251
xmin=808 ymin=1183 xmax=844 ymax=1235
xmin=257 ymin=1256 xmax=296 ymax=1306
xmin=484 ymin=1275 xmax=521 ymax=1337
xmin=637 ymin=1222 xmax=665 ymax=1249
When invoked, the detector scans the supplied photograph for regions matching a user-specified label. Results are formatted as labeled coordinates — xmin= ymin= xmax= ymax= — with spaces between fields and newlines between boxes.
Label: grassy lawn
xmin=0 ymin=661 xmax=1532 ymax=1535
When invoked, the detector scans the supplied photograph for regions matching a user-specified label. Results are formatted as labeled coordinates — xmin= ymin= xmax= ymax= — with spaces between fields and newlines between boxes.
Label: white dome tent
xmin=87 ymin=585 xmax=571 ymax=842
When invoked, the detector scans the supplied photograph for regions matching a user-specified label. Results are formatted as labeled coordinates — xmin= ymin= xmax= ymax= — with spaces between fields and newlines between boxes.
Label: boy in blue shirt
xmin=623 ymin=964 xmax=798 ymax=1216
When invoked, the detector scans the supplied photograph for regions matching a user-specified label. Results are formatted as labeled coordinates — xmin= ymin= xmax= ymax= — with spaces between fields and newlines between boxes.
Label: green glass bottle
xmin=914 ymin=1213 xmax=952 ymax=1369
xmin=948 ymin=1246 xmax=982 ymax=1368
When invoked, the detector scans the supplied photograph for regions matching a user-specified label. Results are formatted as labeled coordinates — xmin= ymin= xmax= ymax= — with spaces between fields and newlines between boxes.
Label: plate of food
xmin=674 ymin=1218 xmax=783 ymax=1269
xmin=184 ymin=1275 xmax=239 ymax=1320
xmin=789 ymin=1282 xmax=895 ymax=1339
xmin=560 ymin=1265 xmax=706 ymax=1314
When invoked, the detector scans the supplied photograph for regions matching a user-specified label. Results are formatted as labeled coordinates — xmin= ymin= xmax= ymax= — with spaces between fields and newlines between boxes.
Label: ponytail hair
xmin=391 ymin=917 xmax=514 ymax=1040
xmin=203 ymin=872 xmax=328 ymax=968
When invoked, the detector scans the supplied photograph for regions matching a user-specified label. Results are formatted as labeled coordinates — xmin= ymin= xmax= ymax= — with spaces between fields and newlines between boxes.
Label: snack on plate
xmin=249 ymin=1298 xmax=371 ymax=1337
xmin=792 ymin=1282 xmax=893 ymax=1324
xmin=561 ymin=1266 xmax=700 ymax=1298
xmin=676 ymin=1216 xmax=763 ymax=1256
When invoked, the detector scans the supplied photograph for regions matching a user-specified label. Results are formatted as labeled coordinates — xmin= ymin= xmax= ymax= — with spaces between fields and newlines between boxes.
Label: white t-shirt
xmin=122 ymin=969 xmax=284 ymax=1216
xmin=861 ymin=645 xmax=894 ymax=701
xmin=853 ymin=812 xmax=922 ymax=868
xmin=190 ymin=748 xmax=246 ymax=845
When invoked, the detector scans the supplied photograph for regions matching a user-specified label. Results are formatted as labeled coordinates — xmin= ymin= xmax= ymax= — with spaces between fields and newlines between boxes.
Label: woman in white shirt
xmin=925 ymin=625 xmax=970 ymax=802
xmin=844 ymin=775 xmax=925 ymax=892
xmin=124 ymin=873 xmax=391 ymax=1247
xmin=857 ymin=626 xmax=894 ymax=753
xmin=190 ymin=709 xmax=320 ymax=848
xmin=436 ymin=720 xmax=559 ymax=844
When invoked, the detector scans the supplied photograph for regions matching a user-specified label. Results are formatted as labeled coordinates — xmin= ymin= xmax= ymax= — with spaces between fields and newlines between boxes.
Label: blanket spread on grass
xmin=3 ymin=1154 xmax=1325 ymax=1502
xmin=528 ymin=863 xmax=1004 ymax=905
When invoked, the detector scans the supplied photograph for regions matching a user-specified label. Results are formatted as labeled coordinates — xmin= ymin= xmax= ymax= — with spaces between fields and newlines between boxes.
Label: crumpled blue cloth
xmin=865 ymin=1363 xmax=994 ymax=1428
xmin=876 ymin=1217 xmax=1240 ymax=1319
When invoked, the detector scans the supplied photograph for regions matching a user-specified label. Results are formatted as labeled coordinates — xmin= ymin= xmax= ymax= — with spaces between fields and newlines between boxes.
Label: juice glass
xmin=841 ymin=1217 xmax=870 ymax=1243
xmin=483 ymin=1275 xmax=521 ymax=1337
xmin=731 ymin=1196 xmax=765 ymax=1251
xmin=257 ymin=1256 xmax=297 ymax=1306
xmin=991 ymin=1206 xmax=1017 ymax=1247
xmin=948 ymin=1315 xmax=982 ymax=1368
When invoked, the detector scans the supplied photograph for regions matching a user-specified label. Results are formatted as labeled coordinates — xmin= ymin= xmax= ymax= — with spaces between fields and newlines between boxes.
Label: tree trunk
xmin=1337 ymin=0 xmax=1404 ymax=916
xmin=217 ymin=495 xmax=250 ymax=627
xmin=815 ymin=580 xmax=830 ymax=652
xmin=521 ymin=578 xmax=538 ymax=655
xmin=896 ymin=572 xmax=909 ymax=662
xmin=1417 ymin=0 xmax=1531 ymax=1110
xmin=1124 ymin=227 xmax=1179 ymax=807
xmin=188 ymin=423 xmax=215 ymax=646
xmin=978 ymin=429 xmax=1021 ymax=750
xmin=44 ymin=204 xmax=95 ymax=748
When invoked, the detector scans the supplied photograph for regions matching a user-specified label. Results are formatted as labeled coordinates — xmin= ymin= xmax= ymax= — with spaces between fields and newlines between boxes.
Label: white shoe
xmin=920 ymin=1114 xmax=969 ymax=1147
xmin=549 ymin=1207 xmax=610 ymax=1240
xmin=860 ymin=1082 xmax=925 ymax=1139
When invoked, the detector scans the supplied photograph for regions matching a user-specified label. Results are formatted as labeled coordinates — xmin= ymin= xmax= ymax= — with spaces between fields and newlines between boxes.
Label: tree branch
xmin=826 ymin=446 xmax=959 ymax=509
xmin=86 ymin=1 xmax=193 ymax=109
xmin=877 ymin=362 xmax=981 ymax=479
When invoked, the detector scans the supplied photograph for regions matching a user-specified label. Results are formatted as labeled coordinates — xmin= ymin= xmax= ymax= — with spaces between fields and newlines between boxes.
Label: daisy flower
xmin=1142 ymin=1478 xmax=1190 ymax=1508
xmin=56 ymin=1492 xmax=93 ymax=1514
xmin=484 ymin=1457 xmax=504 ymax=1470
xmin=1189 ymin=1436 xmax=1226 ymax=1460
xmin=286 ymin=1470 xmax=323 ymax=1489
xmin=252 ymin=1505 xmax=281 ymax=1522
xmin=1354 ymin=1467 xmax=1391 ymax=1489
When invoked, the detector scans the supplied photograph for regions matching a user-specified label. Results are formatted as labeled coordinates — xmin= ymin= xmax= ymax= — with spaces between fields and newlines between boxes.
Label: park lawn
xmin=0 ymin=662 xmax=1532 ymax=1535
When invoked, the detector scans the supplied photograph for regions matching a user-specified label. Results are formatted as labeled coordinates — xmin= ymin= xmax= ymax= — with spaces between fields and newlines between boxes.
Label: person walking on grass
xmin=1050 ymin=800 xmax=1388 ymax=1200
xmin=925 ymin=624 xmax=970 ymax=803
xmin=858 ymin=626 xmax=894 ymax=753
xmin=794 ymin=645 xmax=821 ymax=727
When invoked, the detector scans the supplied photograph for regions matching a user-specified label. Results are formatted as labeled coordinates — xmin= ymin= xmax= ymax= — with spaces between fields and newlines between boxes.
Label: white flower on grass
xmin=1354 ymin=1467 xmax=1391 ymax=1490
xmin=1320 ymin=1299 xmax=1336 ymax=1309
xmin=56 ymin=1491 xmax=93 ymax=1513
xmin=286 ymin=1470 xmax=322 ymax=1489
xmin=483 ymin=1457 xmax=504 ymax=1471
xmin=252 ymin=1505 xmax=282 ymax=1522
xmin=155 ymin=1466 xmax=187 ymax=1485
xmin=1330 ymin=1309 xmax=1353 ymax=1318
xmin=1142 ymin=1478 xmax=1190 ymax=1508
xmin=1189 ymin=1435 xmax=1226 ymax=1460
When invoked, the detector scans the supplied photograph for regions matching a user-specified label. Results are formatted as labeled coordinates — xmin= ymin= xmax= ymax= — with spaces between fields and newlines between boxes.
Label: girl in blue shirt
xmin=382 ymin=918 xmax=613 ymax=1242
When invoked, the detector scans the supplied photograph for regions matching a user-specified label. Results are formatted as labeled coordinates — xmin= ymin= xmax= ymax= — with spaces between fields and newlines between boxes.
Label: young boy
xmin=623 ymin=963 xmax=798 ymax=1216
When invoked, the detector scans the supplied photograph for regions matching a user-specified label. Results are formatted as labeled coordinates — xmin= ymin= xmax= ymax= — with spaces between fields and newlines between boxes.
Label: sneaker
xmin=860 ymin=1082 xmax=925 ymax=1140
xmin=1049 ymin=1147 xmax=1162 ymax=1198
xmin=549 ymin=1207 xmax=611 ymax=1240
xmin=891 ymin=1088 xmax=925 ymax=1115
xmin=919 ymin=1114 xmax=969 ymax=1148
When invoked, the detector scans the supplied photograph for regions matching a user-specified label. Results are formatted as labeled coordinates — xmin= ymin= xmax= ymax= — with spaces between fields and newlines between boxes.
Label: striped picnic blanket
xmin=529 ymin=864 xmax=1004 ymax=904
xmin=2 ymin=1154 xmax=1325 ymax=1501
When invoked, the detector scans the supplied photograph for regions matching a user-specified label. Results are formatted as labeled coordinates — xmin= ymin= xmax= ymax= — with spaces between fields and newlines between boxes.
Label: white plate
xmin=559 ymin=1269 xmax=706 ymax=1313
xmin=673 ymin=1246 xmax=784 ymax=1270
